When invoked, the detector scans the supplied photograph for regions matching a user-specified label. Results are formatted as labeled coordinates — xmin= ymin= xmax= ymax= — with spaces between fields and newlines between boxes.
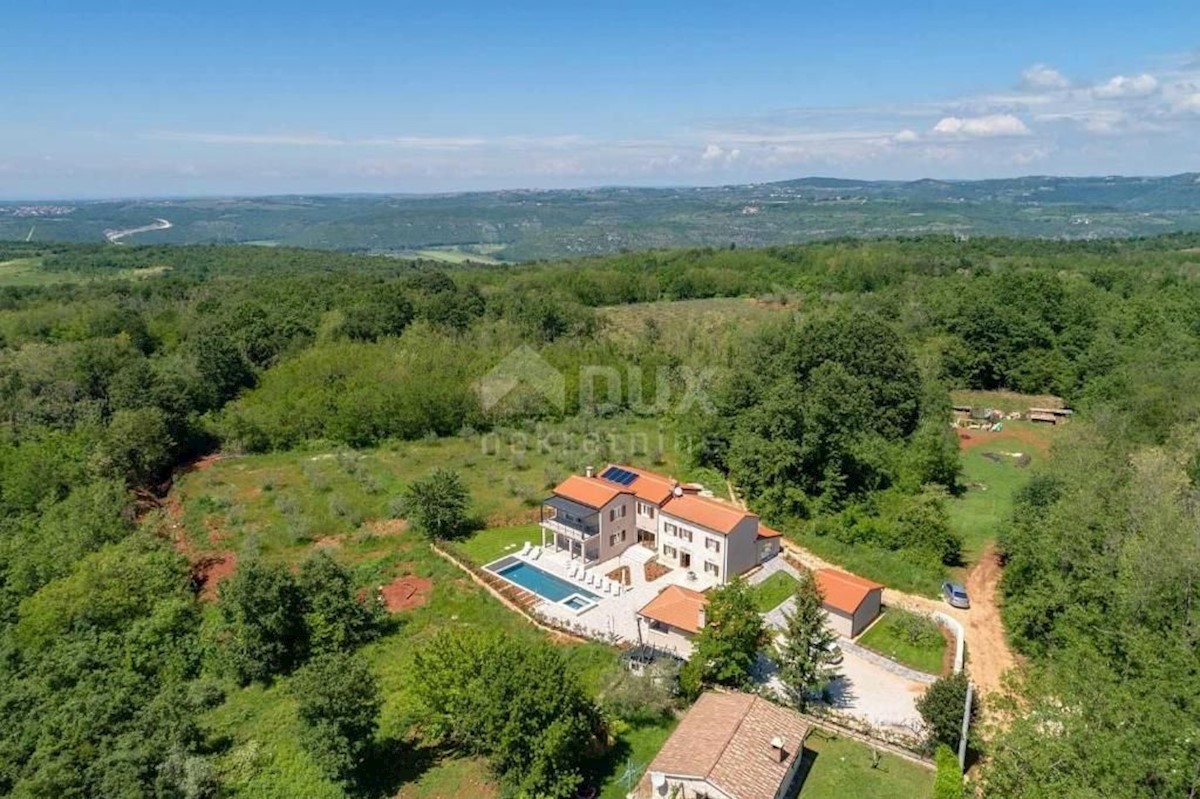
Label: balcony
xmin=541 ymin=496 xmax=600 ymax=543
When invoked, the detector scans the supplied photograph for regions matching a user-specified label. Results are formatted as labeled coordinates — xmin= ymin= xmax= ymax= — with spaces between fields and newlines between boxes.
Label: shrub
xmin=934 ymin=744 xmax=964 ymax=799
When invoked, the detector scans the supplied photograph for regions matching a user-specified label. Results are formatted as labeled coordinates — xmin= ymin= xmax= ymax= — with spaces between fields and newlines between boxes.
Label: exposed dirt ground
xmin=958 ymin=425 xmax=1053 ymax=454
xmin=380 ymin=575 xmax=434 ymax=612
xmin=958 ymin=544 xmax=1018 ymax=693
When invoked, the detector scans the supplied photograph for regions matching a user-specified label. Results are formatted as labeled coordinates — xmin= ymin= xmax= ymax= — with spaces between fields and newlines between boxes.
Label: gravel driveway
xmin=826 ymin=648 xmax=928 ymax=732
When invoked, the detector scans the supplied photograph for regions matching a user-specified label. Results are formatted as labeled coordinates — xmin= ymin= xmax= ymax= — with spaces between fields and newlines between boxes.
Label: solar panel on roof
xmin=600 ymin=466 xmax=638 ymax=486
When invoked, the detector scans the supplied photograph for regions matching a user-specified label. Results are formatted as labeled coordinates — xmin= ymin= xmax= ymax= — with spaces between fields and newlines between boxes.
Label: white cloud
xmin=146 ymin=131 xmax=345 ymax=146
xmin=931 ymin=114 xmax=1031 ymax=138
xmin=1021 ymin=64 xmax=1070 ymax=90
xmin=700 ymin=144 xmax=740 ymax=163
xmin=1092 ymin=74 xmax=1159 ymax=99
xmin=892 ymin=129 xmax=920 ymax=143
xmin=1170 ymin=92 xmax=1200 ymax=115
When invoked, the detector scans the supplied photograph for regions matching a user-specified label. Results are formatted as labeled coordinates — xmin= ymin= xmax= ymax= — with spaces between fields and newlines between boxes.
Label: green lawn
xmin=947 ymin=424 xmax=1056 ymax=564
xmin=595 ymin=716 xmax=680 ymax=799
xmin=457 ymin=523 xmax=540 ymax=565
xmin=752 ymin=571 xmax=798 ymax=612
xmin=797 ymin=732 xmax=934 ymax=798
xmin=856 ymin=609 xmax=947 ymax=675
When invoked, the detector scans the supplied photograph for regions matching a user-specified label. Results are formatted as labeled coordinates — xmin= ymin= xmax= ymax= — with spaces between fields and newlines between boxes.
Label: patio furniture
xmin=530 ymin=547 xmax=541 ymax=560
xmin=520 ymin=541 xmax=532 ymax=555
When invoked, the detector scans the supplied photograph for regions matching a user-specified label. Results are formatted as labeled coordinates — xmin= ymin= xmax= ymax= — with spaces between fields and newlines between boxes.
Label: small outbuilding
xmin=637 ymin=584 xmax=709 ymax=637
xmin=814 ymin=568 xmax=884 ymax=638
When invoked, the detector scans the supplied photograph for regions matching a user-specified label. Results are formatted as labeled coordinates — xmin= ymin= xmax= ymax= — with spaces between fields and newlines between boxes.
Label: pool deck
xmin=497 ymin=546 xmax=720 ymax=657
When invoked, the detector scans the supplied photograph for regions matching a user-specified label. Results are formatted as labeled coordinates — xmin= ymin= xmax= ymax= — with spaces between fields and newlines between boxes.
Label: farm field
xmin=797 ymin=733 xmax=934 ymax=798
xmin=0 ymin=256 xmax=170 ymax=286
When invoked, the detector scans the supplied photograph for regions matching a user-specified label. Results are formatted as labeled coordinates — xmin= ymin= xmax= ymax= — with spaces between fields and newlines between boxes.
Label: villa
xmin=539 ymin=464 xmax=782 ymax=581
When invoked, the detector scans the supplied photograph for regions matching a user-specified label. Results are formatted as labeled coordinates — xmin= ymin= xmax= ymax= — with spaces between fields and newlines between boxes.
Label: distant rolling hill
xmin=3 ymin=173 xmax=1199 ymax=262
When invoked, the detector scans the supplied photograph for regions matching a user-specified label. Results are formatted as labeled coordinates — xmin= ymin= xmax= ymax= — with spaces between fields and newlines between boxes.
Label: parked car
xmin=824 ymin=639 xmax=844 ymax=665
xmin=942 ymin=581 xmax=970 ymax=609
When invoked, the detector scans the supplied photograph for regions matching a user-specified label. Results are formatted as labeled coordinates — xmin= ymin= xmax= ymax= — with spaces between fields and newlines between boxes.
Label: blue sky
xmin=3 ymin=1 xmax=1199 ymax=198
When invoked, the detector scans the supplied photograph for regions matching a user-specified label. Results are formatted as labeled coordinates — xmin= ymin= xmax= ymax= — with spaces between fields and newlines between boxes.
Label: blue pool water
xmin=489 ymin=558 xmax=599 ymax=604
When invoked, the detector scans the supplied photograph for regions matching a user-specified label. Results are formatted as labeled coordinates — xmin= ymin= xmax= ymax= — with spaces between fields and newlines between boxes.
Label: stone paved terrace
xmin=516 ymin=545 xmax=723 ymax=657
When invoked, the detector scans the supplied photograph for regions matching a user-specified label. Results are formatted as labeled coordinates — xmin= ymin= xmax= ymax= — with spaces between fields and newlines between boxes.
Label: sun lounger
xmin=520 ymin=541 xmax=532 ymax=555
xmin=529 ymin=547 xmax=541 ymax=560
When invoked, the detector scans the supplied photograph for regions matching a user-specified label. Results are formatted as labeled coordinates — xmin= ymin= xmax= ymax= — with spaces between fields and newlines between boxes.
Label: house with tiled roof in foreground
xmin=634 ymin=690 xmax=810 ymax=799
xmin=539 ymin=464 xmax=781 ymax=580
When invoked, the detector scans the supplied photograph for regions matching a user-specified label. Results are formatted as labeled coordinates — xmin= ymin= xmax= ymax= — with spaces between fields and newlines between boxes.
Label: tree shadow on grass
xmin=350 ymin=737 xmax=442 ymax=798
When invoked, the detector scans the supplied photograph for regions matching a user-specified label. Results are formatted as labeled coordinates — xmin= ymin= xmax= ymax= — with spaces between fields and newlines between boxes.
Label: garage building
xmin=815 ymin=568 xmax=883 ymax=638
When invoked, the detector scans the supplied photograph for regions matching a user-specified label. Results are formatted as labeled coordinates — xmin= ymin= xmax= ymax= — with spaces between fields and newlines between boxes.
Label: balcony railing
xmin=541 ymin=516 xmax=599 ymax=543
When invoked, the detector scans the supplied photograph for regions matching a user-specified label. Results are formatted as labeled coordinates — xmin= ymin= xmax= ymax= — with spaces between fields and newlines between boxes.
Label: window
xmin=664 ymin=522 xmax=678 ymax=537
xmin=704 ymin=561 xmax=720 ymax=577
xmin=638 ymin=501 xmax=655 ymax=516
xmin=610 ymin=533 xmax=617 ymax=547
xmin=608 ymin=505 xmax=626 ymax=522
xmin=680 ymin=529 xmax=693 ymax=543
xmin=705 ymin=537 xmax=721 ymax=553
xmin=663 ymin=545 xmax=677 ymax=558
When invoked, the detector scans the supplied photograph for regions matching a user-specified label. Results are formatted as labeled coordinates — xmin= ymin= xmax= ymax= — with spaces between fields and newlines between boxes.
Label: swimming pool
xmin=486 ymin=556 xmax=600 ymax=613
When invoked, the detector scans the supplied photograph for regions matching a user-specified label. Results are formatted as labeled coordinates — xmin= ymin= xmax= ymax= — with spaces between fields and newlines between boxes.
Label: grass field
xmin=0 ymin=257 xmax=171 ymax=286
xmin=857 ymin=609 xmax=948 ymax=675
xmin=797 ymin=733 xmax=934 ymax=798
xmin=947 ymin=420 xmax=1059 ymax=564
xmin=752 ymin=570 xmax=798 ymax=612
xmin=167 ymin=416 xmax=699 ymax=798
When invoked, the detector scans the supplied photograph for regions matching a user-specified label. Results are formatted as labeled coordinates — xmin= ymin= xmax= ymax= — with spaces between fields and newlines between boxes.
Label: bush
xmin=933 ymin=744 xmax=964 ymax=799
xmin=917 ymin=671 xmax=978 ymax=753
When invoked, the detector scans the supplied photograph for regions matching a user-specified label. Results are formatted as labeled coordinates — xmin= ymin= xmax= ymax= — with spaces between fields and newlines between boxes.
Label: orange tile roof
xmin=661 ymin=493 xmax=755 ymax=535
xmin=757 ymin=524 xmax=782 ymax=539
xmin=637 ymin=584 xmax=709 ymax=634
xmin=610 ymin=464 xmax=677 ymax=505
xmin=552 ymin=474 xmax=627 ymax=509
xmin=814 ymin=568 xmax=883 ymax=615
xmin=640 ymin=691 xmax=810 ymax=799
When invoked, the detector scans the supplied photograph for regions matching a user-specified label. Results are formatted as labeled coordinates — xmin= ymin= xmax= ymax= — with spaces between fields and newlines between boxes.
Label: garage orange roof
xmin=638 ymin=585 xmax=709 ymax=634
xmin=814 ymin=569 xmax=883 ymax=614
xmin=552 ymin=474 xmax=627 ymax=509
xmin=757 ymin=524 xmax=782 ymax=539
xmin=661 ymin=493 xmax=755 ymax=535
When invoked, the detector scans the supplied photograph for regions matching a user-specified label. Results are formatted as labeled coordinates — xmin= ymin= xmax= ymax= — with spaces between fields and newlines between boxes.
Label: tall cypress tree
xmin=775 ymin=571 xmax=840 ymax=709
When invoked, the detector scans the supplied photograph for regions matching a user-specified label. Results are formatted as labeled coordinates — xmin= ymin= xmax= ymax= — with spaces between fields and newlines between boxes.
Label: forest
xmin=1 ymin=234 xmax=1198 ymax=797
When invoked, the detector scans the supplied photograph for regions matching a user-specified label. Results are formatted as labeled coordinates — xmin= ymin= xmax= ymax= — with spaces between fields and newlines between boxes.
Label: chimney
xmin=697 ymin=603 xmax=707 ymax=629
xmin=770 ymin=735 xmax=786 ymax=763
xmin=585 ymin=466 xmax=594 ymax=478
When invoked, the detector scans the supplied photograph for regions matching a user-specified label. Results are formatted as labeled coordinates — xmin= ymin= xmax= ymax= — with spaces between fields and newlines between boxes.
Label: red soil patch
xmin=380 ymin=575 xmax=434 ymax=612
xmin=958 ymin=425 xmax=1052 ymax=454
xmin=192 ymin=551 xmax=237 ymax=601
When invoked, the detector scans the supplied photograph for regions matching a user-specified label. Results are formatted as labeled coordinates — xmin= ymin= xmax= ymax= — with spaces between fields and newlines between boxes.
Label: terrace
xmin=485 ymin=544 xmax=721 ymax=657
